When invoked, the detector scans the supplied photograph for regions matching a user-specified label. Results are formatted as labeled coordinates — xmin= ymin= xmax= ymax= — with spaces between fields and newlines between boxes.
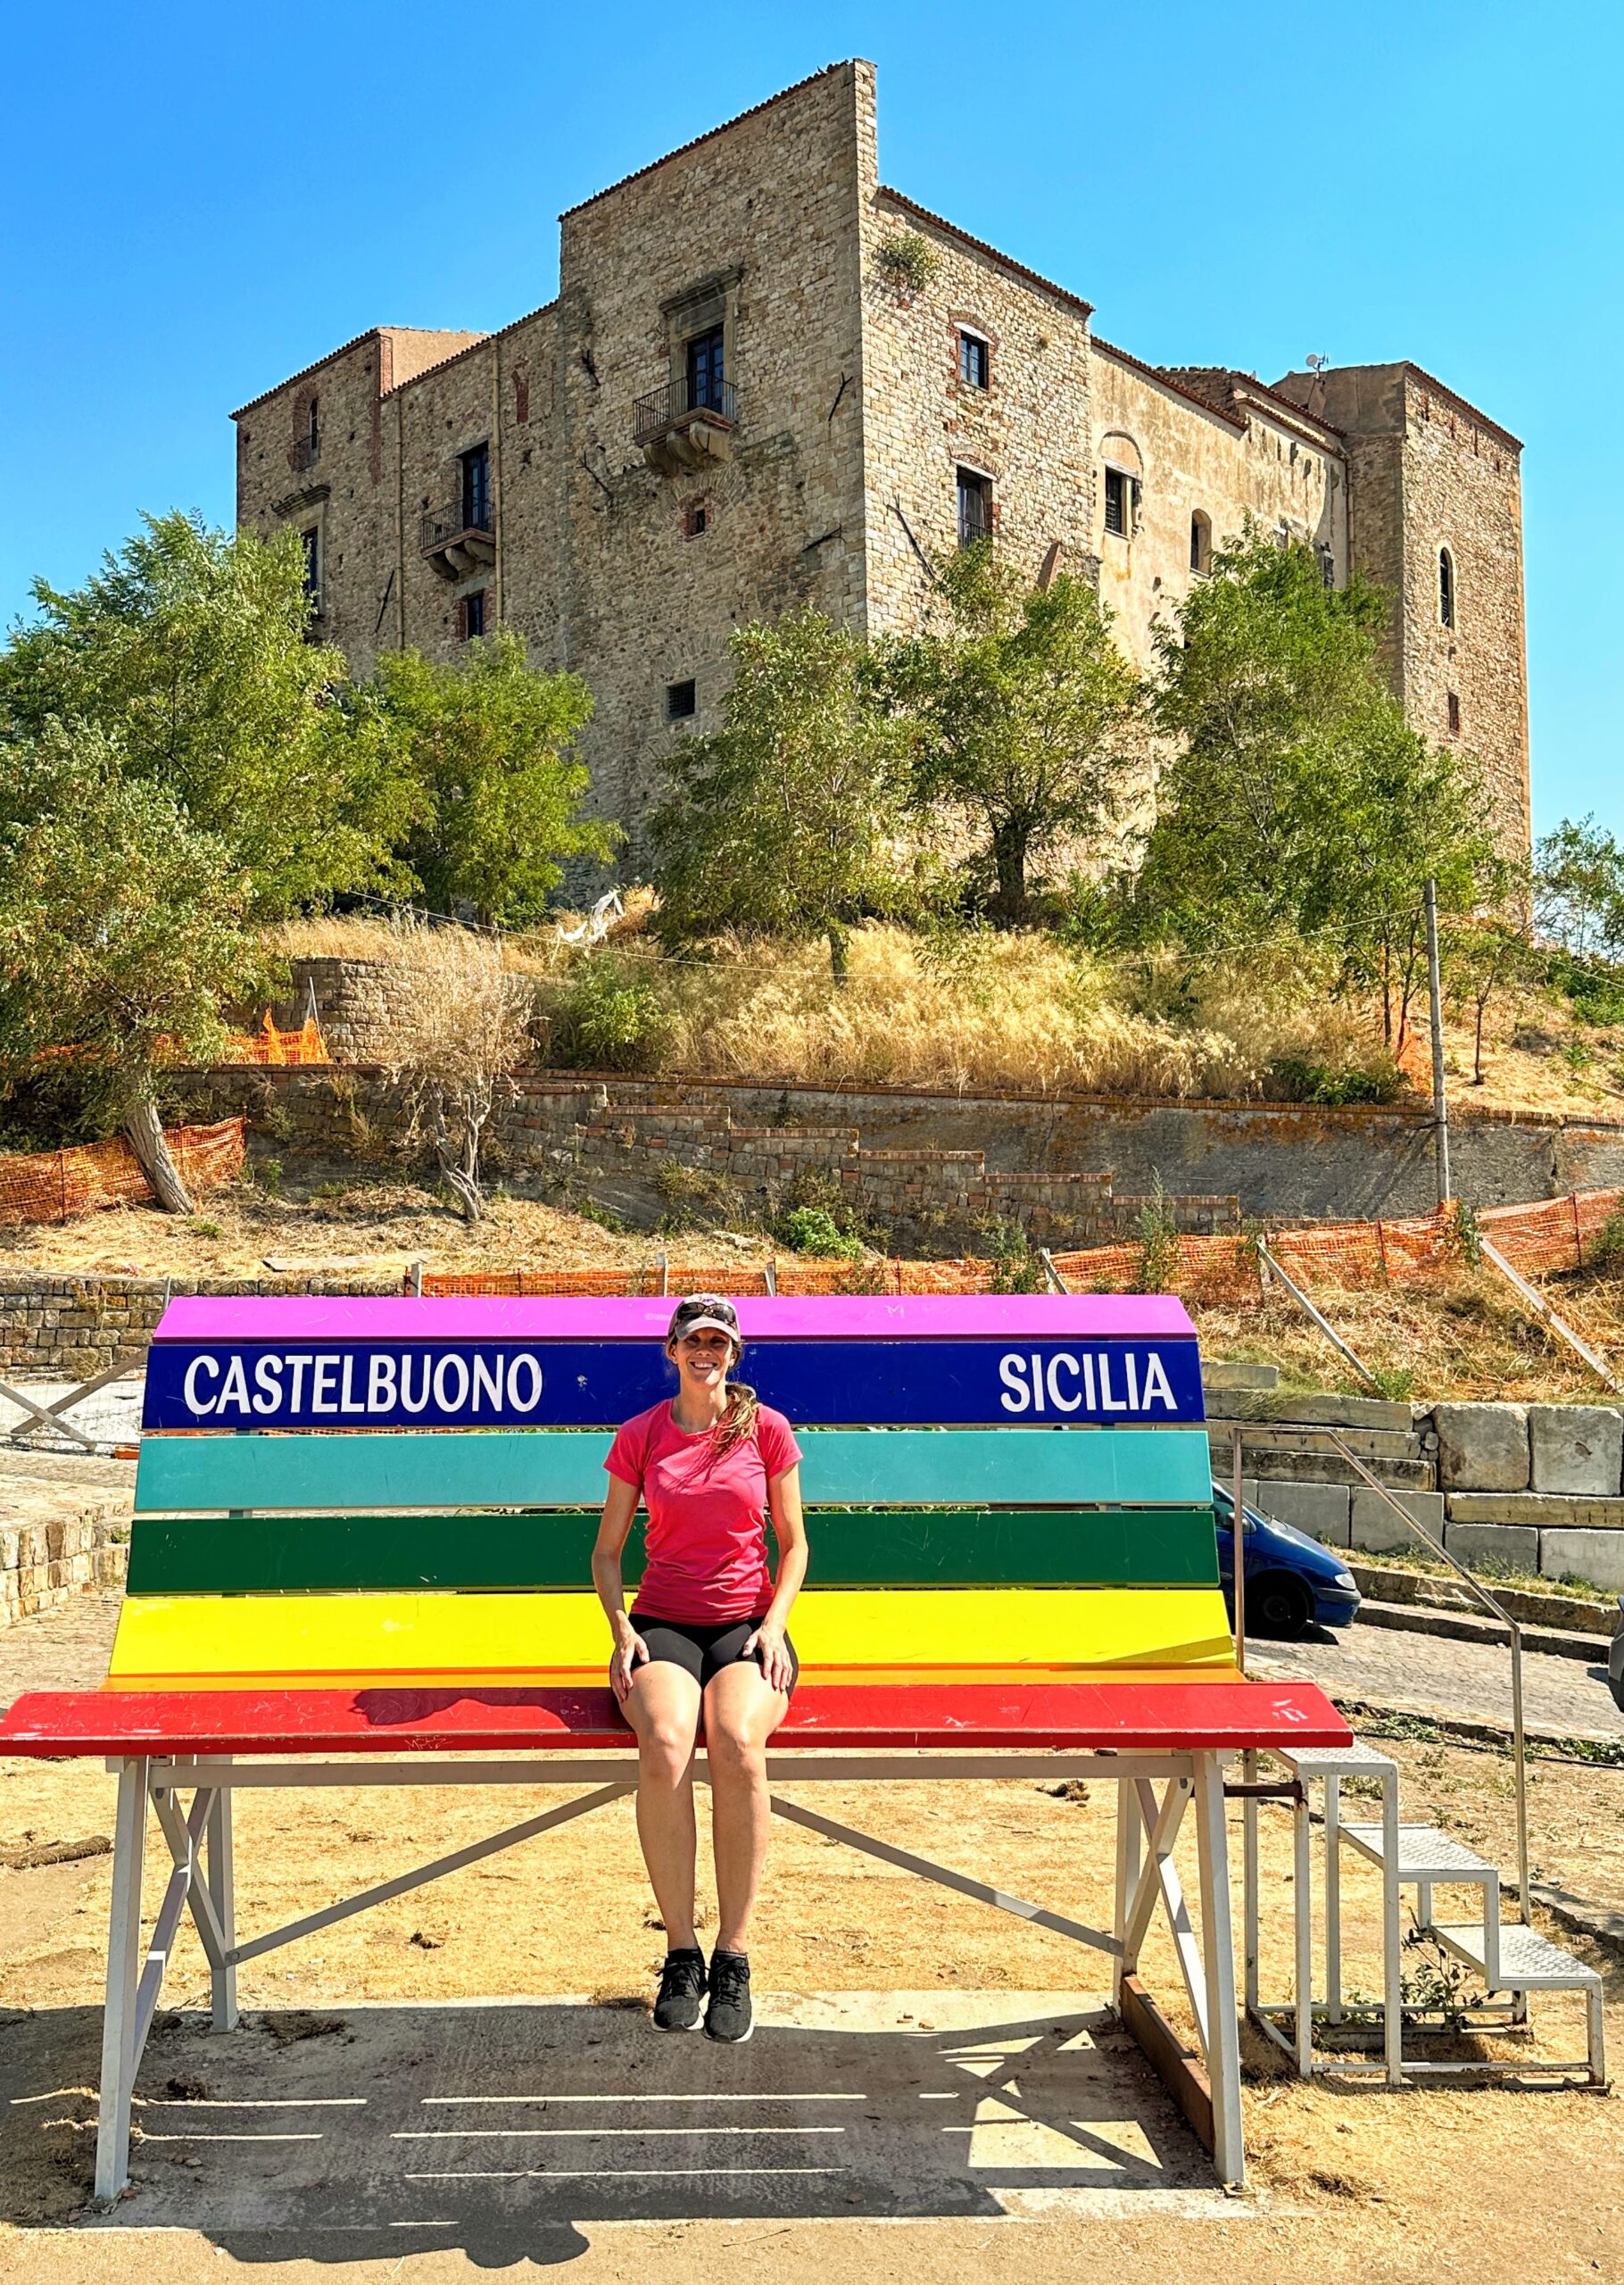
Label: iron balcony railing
xmin=634 ymin=375 xmax=738 ymax=445
xmin=420 ymin=497 xmax=494 ymax=553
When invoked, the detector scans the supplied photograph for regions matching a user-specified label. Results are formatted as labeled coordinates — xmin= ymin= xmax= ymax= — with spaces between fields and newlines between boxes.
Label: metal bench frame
xmin=95 ymin=1741 xmax=1245 ymax=2199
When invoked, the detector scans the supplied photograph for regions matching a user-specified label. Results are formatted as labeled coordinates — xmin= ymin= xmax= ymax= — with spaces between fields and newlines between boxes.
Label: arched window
xmin=1438 ymin=547 xmax=1455 ymax=628
xmin=1189 ymin=510 xmax=1212 ymax=574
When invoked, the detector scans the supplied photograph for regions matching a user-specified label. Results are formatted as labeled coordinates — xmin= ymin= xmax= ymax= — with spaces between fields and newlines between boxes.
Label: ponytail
xmin=713 ymin=1377 xmax=759 ymax=1457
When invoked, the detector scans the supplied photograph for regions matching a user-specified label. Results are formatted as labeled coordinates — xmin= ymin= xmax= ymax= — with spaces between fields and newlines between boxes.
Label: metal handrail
xmin=634 ymin=376 xmax=738 ymax=443
xmin=1235 ymin=1420 xmax=1530 ymax=1923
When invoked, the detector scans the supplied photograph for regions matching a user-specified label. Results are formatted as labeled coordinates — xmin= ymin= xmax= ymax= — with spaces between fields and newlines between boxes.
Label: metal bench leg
xmin=95 ymin=1757 xmax=149 ymax=2200
xmin=1294 ymin=1782 xmax=1313 ymax=2077
xmin=1588 ymin=1982 xmax=1607 ymax=2087
xmin=1194 ymin=1752 xmax=1244 ymax=2190
xmin=1382 ymin=1766 xmax=1404 ymax=2088
xmin=206 ymin=1787 xmax=238 ymax=2032
xmin=1113 ymin=1775 xmax=1141 ymax=2003
xmin=1324 ymin=1774 xmax=1343 ymax=2025
xmin=1241 ymin=1749 xmax=1259 ymax=2017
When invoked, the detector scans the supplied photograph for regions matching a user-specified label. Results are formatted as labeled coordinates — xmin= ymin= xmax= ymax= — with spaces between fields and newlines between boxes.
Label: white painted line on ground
xmin=394 ymin=2126 xmax=845 ymax=2140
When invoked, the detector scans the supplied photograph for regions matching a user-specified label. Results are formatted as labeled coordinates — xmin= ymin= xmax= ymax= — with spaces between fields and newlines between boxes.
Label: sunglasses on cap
xmin=667 ymin=1293 xmax=741 ymax=1342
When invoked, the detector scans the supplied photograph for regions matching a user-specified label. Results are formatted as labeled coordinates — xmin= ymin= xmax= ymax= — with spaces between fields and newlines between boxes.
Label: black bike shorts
xmin=630 ymin=1614 xmax=800 ymax=1695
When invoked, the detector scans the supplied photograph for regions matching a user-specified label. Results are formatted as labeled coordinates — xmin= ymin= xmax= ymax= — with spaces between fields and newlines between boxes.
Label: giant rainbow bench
xmin=0 ymin=1291 xmax=1348 ymax=2194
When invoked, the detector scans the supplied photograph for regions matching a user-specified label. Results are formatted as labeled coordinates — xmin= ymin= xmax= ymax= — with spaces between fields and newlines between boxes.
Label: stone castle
xmin=234 ymin=60 xmax=1530 ymax=856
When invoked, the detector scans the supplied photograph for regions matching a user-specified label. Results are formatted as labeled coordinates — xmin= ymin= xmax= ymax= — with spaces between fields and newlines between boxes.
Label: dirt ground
xmin=3 ymin=1731 xmax=1622 ymax=2281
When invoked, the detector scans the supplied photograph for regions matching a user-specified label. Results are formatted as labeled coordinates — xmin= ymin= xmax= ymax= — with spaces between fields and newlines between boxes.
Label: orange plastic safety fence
xmin=0 ymin=1118 xmax=247 ymax=1228
xmin=412 ymin=1186 xmax=1624 ymax=1303
xmin=219 ymin=1013 xmax=330 ymax=1067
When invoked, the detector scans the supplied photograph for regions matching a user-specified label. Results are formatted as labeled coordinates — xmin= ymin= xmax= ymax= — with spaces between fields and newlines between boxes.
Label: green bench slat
xmin=134 ymin=1426 xmax=1214 ymax=1516
xmin=125 ymin=1504 xmax=1222 ymax=1596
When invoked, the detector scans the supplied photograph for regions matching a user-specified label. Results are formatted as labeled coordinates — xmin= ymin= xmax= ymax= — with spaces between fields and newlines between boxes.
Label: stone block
xmin=1443 ymin=1521 xmax=1540 ymax=1574
xmin=0 ymin=1526 xmax=18 ymax=1570
xmin=1539 ymin=1530 xmax=1624 ymax=1597
xmin=1201 ymin=1360 xmax=1280 ymax=1394
xmin=1348 ymin=1487 xmax=1446 ymax=1556
xmin=1250 ymin=1481 xmax=1352 ymax=1545
xmin=1446 ymin=1492 xmax=1624 ymax=1529
xmin=1433 ymin=1402 xmax=1529 ymax=1491
xmin=1527 ymin=1404 xmax=1623 ymax=1497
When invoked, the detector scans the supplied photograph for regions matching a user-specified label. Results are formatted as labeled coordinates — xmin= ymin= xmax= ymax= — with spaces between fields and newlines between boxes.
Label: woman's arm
xmin=744 ymin=1464 xmax=808 ymax=1694
xmin=592 ymin=1475 xmax=647 ymax=1701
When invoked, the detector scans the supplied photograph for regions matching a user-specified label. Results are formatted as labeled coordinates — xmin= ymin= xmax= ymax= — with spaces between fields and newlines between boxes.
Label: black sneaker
xmin=704 ymin=1949 xmax=753 ymax=2044
xmin=652 ymin=1947 xmax=708 ymax=2032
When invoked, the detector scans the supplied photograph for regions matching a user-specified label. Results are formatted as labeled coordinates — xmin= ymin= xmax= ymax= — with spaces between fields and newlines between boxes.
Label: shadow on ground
xmin=0 ymin=1990 xmax=1220 ymax=2267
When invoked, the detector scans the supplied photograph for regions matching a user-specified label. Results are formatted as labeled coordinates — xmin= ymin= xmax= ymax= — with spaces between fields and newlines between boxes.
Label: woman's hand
xmin=743 ymin=1618 xmax=793 ymax=1694
xmin=609 ymin=1623 xmax=648 ymax=1702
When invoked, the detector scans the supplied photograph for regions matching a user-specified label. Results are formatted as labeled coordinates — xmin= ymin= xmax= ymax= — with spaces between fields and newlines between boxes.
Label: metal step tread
xmin=1340 ymin=1823 xmax=1497 ymax=1879
xmin=1430 ymin=1921 xmax=1603 ymax=1990
xmin=1276 ymin=1742 xmax=1398 ymax=1780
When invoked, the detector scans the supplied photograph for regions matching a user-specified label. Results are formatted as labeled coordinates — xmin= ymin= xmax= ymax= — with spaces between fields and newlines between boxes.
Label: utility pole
xmin=1424 ymin=877 xmax=1452 ymax=1208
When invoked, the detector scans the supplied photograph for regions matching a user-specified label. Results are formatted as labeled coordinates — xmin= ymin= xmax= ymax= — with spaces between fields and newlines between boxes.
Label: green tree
xmin=882 ymin=546 xmax=1145 ymax=919
xmin=1139 ymin=529 xmax=1496 ymax=1047
xmin=1534 ymin=816 xmax=1624 ymax=961
xmin=648 ymin=606 xmax=919 ymax=983
xmin=373 ymin=629 xmax=614 ymax=926
xmin=0 ymin=724 xmax=269 ymax=1209
xmin=0 ymin=511 xmax=415 ymax=917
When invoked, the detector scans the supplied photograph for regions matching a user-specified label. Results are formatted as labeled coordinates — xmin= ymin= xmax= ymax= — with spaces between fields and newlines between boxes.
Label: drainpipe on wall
xmin=492 ymin=339 xmax=503 ymax=627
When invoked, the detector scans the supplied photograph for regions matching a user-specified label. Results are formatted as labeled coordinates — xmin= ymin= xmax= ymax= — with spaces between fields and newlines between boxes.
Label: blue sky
xmin=4 ymin=1 xmax=1617 ymax=833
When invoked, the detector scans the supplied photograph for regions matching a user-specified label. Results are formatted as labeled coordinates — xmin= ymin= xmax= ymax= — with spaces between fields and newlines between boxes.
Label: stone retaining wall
xmin=0 ymin=1489 xmax=129 ymax=1629
xmin=171 ymin=1053 xmax=1624 ymax=1226
xmin=1210 ymin=1384 xmax=1624 ymax=1595
xmin=0 ymin=1273 xmax=400 ymax=1379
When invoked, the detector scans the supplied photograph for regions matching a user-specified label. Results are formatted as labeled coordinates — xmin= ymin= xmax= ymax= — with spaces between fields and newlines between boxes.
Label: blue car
xmin=1212 ymin=1479 xmax=1362 ymax=1639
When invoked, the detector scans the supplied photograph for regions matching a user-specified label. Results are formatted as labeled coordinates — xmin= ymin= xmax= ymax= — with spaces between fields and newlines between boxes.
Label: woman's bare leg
xmin=623 ymin=1661 xmax=704 ymax=1948
xmin=703 ymin=1663 xmax=791 ymax=1954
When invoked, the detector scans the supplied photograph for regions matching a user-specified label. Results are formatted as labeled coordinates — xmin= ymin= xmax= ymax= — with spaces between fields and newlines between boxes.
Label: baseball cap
xmin=667 ymin=1292 xmax=742 ymax=1342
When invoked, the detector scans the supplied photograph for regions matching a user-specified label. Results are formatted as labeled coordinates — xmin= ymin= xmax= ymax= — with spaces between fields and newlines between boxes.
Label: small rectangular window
xmin=1104 ymin=467 xmax=1127 ymax=537
xmin=459 ymin=591 xmax=486 ymax=640
xmin=958 ymin=331 xmax=989 ymax=389
xmin=300 ymin=527 xmax=319 ymax=603
xmin=956 ymin=467 xmax=992 ymax=548
xmin=1446 ymin=690 xmax=1462 ymax=735
xmin=667 ymin=677 xmax=697 ymax=720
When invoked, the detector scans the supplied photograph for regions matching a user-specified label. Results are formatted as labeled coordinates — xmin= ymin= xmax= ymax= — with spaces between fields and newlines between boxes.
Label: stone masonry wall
xmin=1285 ymin=362 xmax=1530 ymax=859
xmin=167 ymin=1052 xmax=1624 ymax=1230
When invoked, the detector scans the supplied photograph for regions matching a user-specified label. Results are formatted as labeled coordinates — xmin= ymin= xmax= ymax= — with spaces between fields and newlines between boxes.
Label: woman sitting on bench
xmin=592 ymin=1292 xmax=808 ymax=2045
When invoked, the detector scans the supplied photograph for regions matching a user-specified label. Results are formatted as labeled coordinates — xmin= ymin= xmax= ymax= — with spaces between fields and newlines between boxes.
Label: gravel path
xmin=1249 ymin=1619 xmax=1624 ymax=1738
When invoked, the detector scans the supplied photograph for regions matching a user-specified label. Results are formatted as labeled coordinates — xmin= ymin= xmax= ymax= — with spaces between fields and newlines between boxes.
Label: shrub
xmin=983 ymin=1219 xmax=1048 ymax=1294
xmin=1268 ymin=1055 xmax=1406 ymax=1106
xmin=779 ymin=1205 xmax=864 ymax=1260
xmin=548 ymin=954 xmax=673 ymax=1073
xmin=1130 ymin=1176 xmax=1181 ymax=1295
xmin=874 ymin=230 xmax=940 ymax=296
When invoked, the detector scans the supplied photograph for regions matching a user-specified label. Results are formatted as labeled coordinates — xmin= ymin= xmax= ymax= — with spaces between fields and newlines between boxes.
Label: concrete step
xmin=1348 ymin=1561 xmax=1615 ymax=1638
xmin=1208 ymin=1392 xmax=1417 ymax=1433
xmin=1238 ymin=1449 xmax=1433 ymax=1491
xmin=1352 ymin=1597 xmax=1607 ymax=1664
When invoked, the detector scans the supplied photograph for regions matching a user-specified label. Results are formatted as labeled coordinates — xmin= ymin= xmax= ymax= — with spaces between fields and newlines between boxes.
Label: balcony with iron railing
xmin=634 ymin=375 xmax=738 ymax=474
xmin=420 ymin=496 xmax=496 ymax=580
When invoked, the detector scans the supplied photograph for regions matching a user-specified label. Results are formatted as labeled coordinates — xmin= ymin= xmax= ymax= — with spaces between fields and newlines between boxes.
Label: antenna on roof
xmin=1306 ymin=353 xmax=1330 ymax=374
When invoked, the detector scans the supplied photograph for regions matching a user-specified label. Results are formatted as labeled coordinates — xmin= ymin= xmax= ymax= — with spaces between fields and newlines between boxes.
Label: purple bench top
xmin=153 ymin=1292 xmax=1197 ymax=1346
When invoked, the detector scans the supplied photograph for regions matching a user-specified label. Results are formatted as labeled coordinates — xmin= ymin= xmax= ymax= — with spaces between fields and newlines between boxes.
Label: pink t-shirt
xmin=604 ymin=1400 xmax=802 ymax=1624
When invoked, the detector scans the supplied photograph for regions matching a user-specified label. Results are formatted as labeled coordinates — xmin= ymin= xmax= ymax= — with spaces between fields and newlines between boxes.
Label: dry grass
xmin=1192 ymin=1257 xmax=1624 ymax=1404
xmin=270 ymin=913 xmax=1624 ymax=1112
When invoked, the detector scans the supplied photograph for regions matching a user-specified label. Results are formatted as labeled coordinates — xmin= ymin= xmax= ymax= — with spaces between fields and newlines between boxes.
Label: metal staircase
xmin=1244 ymin=1739 xmax=1605 ymax=2086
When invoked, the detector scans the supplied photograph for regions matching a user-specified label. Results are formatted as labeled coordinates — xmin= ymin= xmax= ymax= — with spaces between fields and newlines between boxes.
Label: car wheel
xmin=1247 ymin=1572 xmax=1315 ymax=1641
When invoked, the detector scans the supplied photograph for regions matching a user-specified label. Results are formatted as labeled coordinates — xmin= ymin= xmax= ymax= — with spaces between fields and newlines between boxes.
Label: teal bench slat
xmin=134 ymin=1425 xmax=1214 ymax=1515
